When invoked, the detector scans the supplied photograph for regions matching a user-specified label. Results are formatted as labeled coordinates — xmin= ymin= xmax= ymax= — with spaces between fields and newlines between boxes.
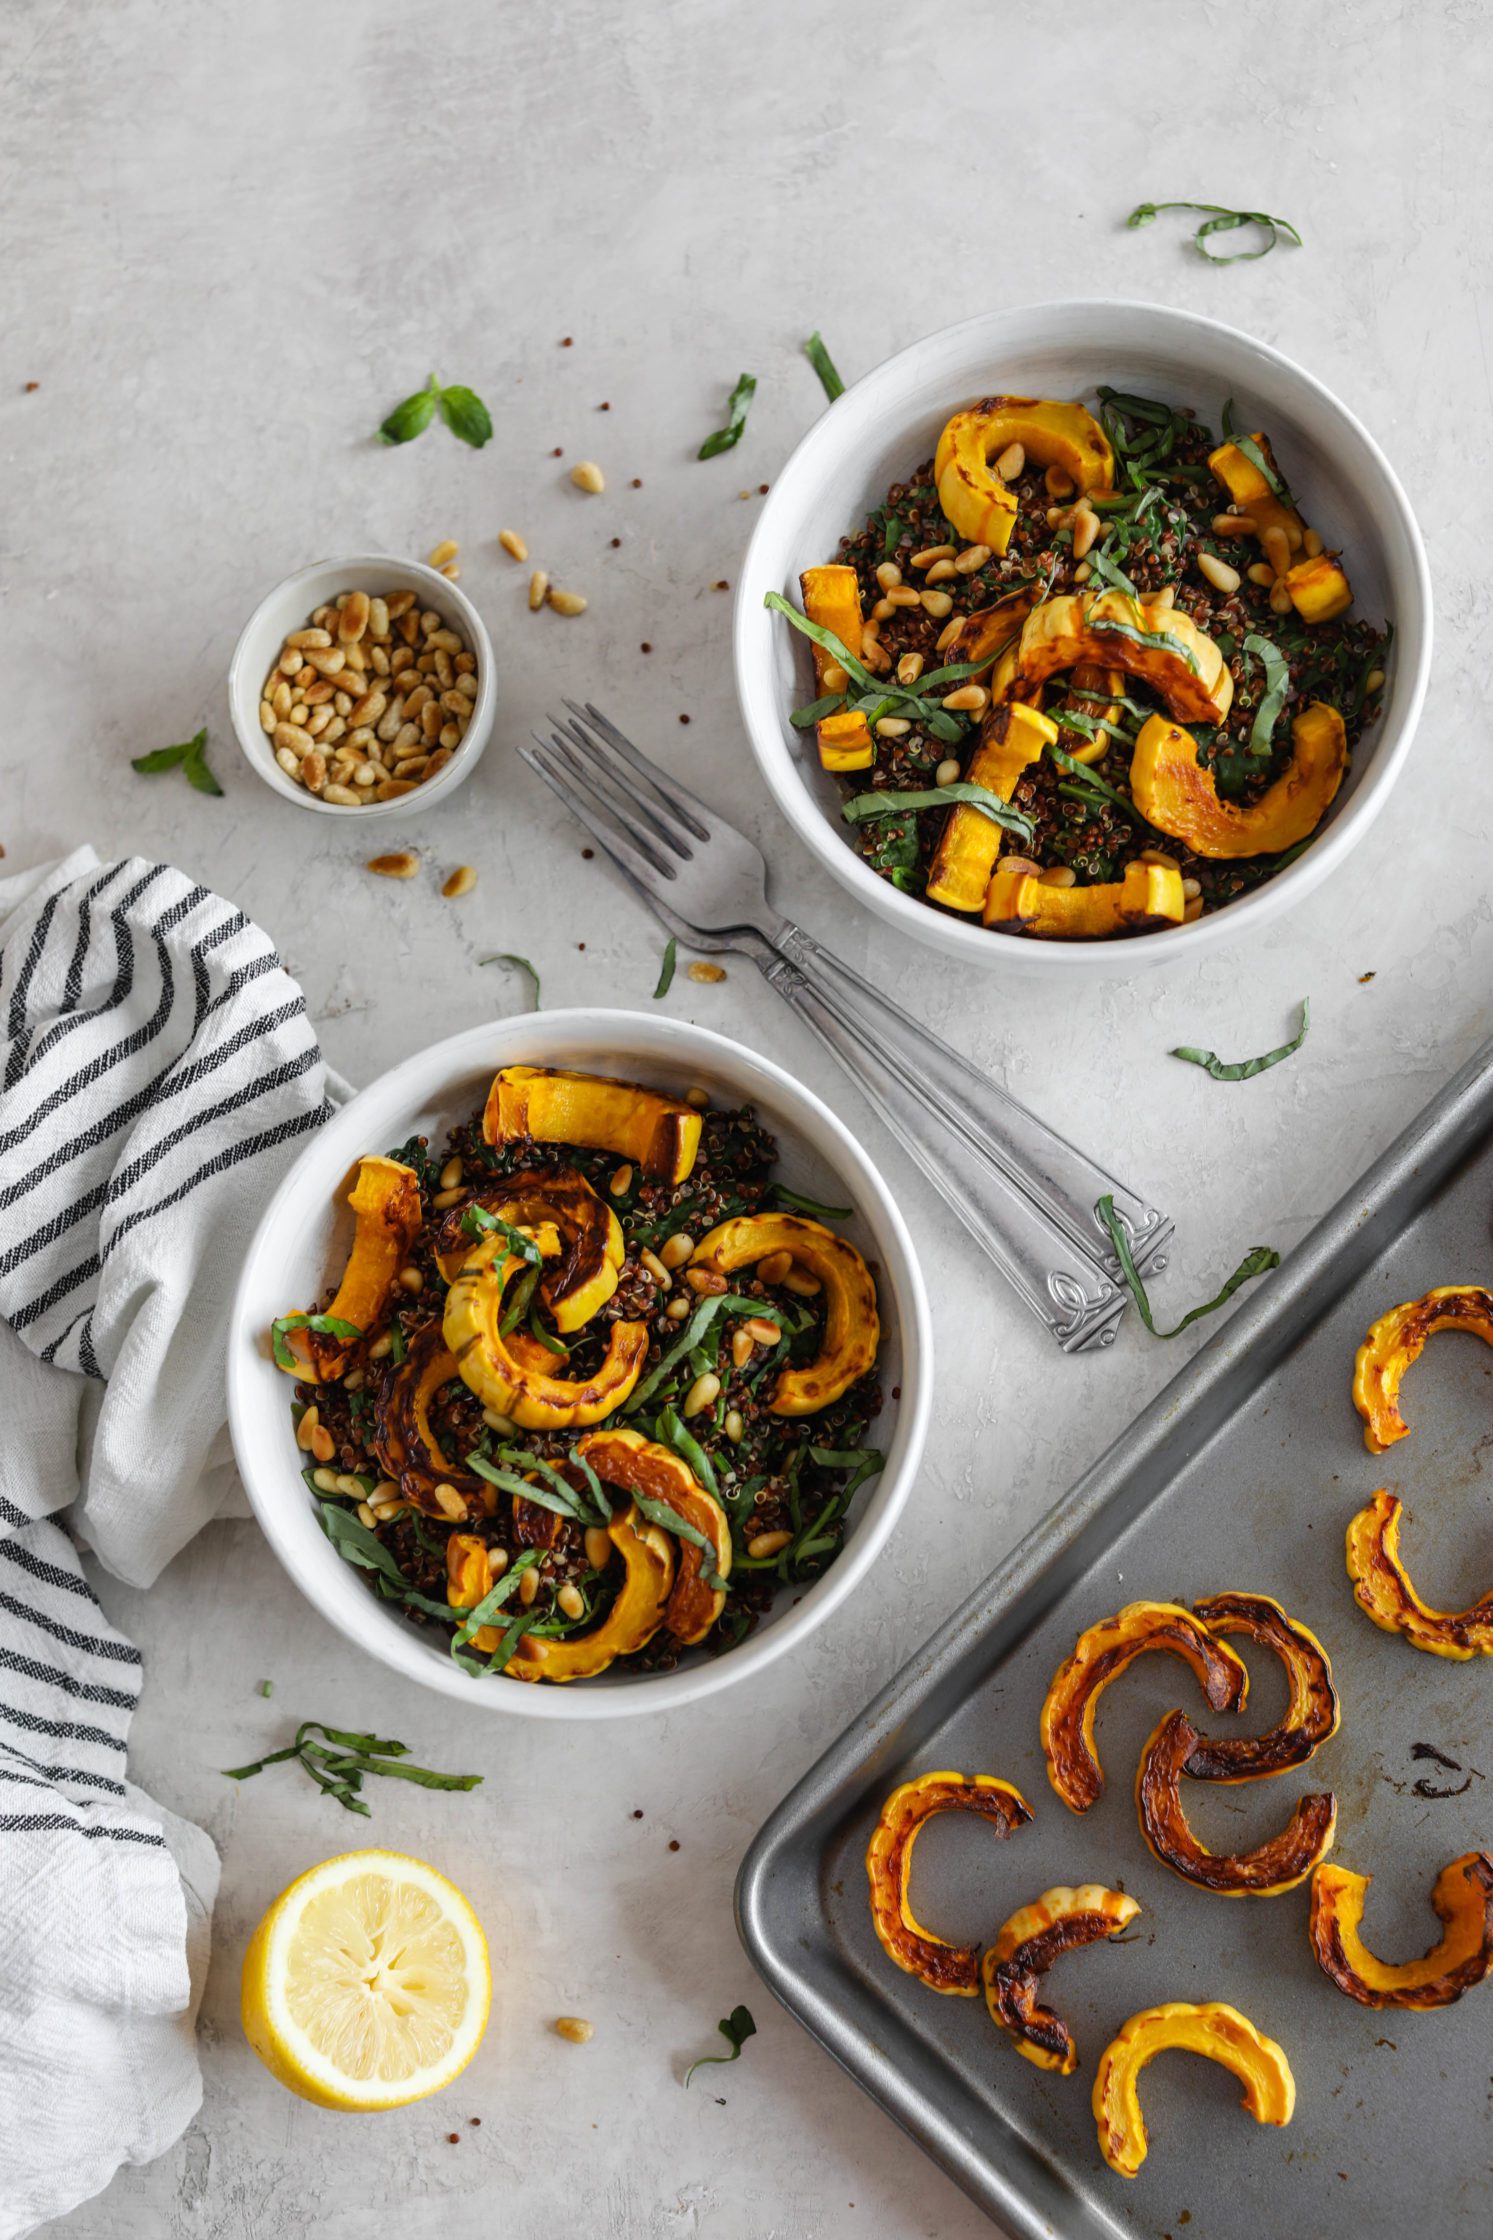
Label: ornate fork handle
xmin=752 ymin=920 xmax=1171 ymax=1352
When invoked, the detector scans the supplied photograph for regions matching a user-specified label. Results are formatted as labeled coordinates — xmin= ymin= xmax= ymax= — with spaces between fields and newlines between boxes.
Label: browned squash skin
xmin=433 ymin=1165 xmax=623 ymax=1331
xmin=983 ymin=1885 xmax=1139 ymax=2073
xmin=1184 ymin=1593 xmax=1339 ymax=1782
xmin=1040 ymin=1601 xmax=1249 ymax=1813
xmin=443 ymin=1228 xmax=649 ymax=1429
xmin=1351 ymin=1285 xmax=1493 ymax=1454
xmin=865 ymin=1771 xmax=1033 ymax=1994
xmin=279 ymin=1155 xmax=423 ymax=1382
xmin=1309 ymin=1853 xmax=1493 ymax=2009
xmin=1345 ymin=1488 xmax=1493 ymax=1658
xmin=1136 ymin=1709 xmax=1337 ymax=1896
xmin=372 ymin=1322 xmax=485 ymax=1519
xmin=997 ymin=592 xmax=1233 ymax=726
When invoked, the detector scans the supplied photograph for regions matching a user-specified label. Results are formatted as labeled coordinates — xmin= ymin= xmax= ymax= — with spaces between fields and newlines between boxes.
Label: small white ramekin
xmin=228 ymin=554 xmax=496 ymax=818
xmin=735 ymin=300 xmax=1432 ymax=976
xmin=227 ymin=1009 xmax=932 ymax=1720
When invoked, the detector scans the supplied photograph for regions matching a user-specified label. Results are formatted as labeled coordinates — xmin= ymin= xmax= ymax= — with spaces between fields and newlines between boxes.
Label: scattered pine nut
xmin=909 ymin=545 xmax=955 ymax=570
xmin=935 ymin=756 xmax=961 ymax=786
xmin=875 ymin=561 xmax=903 ymax=591
xmin=1211 ymin=512 xmax=1257 ymax=537
xmin=896 ymin=653 xmax=924 ymax=686
xmin=547 ymin=588 xmax=588 ymax=616
xmin=953 ymin=543 xmax=992 ymax=574
xmin=941 ymin=685 xmax=987 ymax=713
xmin=747 ymin=1530 xmax=792 ymax=1559
xmin=610 ymin=1163 xmax=633 ymax=1196
xmin=1365 ymin=668 xmax=1385 ymax=692
xmin=557 ymin=1583 xmax=585 ymax=1619
xmin=1303 ymin=527 xmax=1325 ymax=558
xmin=1197 ymin=551 xmax=1240 ymax=596
xmin=499 ymin=529 xmax=529 ymax=561
xmin=687 ymin=961 xmax=726 ymax=983
xmin=570 ymin=461 xmax=606 ymax=494
xmin=428 ymin=540 xmax=459 ymax=569
xmin=440 ymin=562 xmax=460 ymax=580
xmin=1071 ymin=505 xmax=1101 ymax=559
xmin=822 ymin=661 xmax=849 ymax=692
xmin=529 ymin=570 xmax=550 ymax=610
xmin=368 ymin=850 xmax=419 ymax=877
xmin=920 ymin=589 xmax=953 ymax=618
xmin=1247 ymin=561 xmax=1276 ymax=588
xmin=554 ymin=2017 xmax=593 ymax=2044
xmin=994 ymin=441 xmax=1025 ymax=482
xmin=442 ymin=865 xmax=477 ymax=899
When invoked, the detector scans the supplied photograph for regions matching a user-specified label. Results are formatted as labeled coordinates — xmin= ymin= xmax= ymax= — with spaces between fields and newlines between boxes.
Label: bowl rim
xmin=226 ymin=1006 xmax=933 ymax=1719
xmin=733 ymin=296 xmax=1433 ymax=971
xmin=227 ymin=552 xmax=497 ymax=818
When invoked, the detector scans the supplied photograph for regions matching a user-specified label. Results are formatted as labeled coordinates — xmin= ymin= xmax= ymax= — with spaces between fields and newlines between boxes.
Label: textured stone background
xmin=5 ymin=0 xmax=1485 ymax=2232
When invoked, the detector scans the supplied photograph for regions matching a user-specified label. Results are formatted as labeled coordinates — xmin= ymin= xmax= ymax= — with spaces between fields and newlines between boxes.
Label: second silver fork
xmin=521 ymin=702 xmax=1171 ymax=1351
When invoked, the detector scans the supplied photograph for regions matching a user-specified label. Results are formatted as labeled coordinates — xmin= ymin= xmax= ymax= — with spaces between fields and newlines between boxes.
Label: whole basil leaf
xmin=378 ymin=378 xmax=439 ymax=445
xmin=437 ymin=385 xmax=493 ymax=448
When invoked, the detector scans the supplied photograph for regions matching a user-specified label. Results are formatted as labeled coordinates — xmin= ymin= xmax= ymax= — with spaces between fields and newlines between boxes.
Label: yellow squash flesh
xmin=865 ymin=1770 xmax=1033 ymax=1994
xmin=1209 ymin=433 xmax=1354 ymax=621
xmin=934 ymin=398 xmax=1114 ymax=554
xmin=435 ymin=1167 xmax=624 ymax=1332
xmin=576 ymin=1426 xmax=730 ymax=1646
xmin=482 ymin=1066 xmax=701 ymax=1184
xmin=983 ymin=1885 xmax=1140 ymax=2074
xmin=443 ymin=1227 xmax=648 ymax=1429
xmin=799 ymin=565 xmax=872 ymax=771
xmin=278 ymin=1155 xmax=423 ymax=1382
xmin=984 ymin=860 xmax=1184 ymax=940
xmin=1129 ymin=704 xmax=1347 ymax=860
xmin=998 ymin=591 xmax=1234 ymax=726
xmin=925 ymin=704 xmax=1059 ymax=913
xmin=1351 ymin=1285 xmax=1493 ymax=1453
xmin=689 ymin=1212 xmax=879 ymax=1415
xmin=1345 ymin=1488 xmax=1493 ymax=1659
xmin=1309 ymin=1854 xmax=1493 ymax=2009
xmin=504 ymin=1505 xmax=675 ymax=1683
xmin=1092 ymin=2001 xmax=1295 ymax=2178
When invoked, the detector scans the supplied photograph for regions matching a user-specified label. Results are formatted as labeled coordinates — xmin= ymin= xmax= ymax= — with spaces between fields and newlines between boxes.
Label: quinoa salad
xmin=773 ymin=387 xmax=1391 ymax=940
xmin=271 ymin=1065 xmax=885 ymax=1685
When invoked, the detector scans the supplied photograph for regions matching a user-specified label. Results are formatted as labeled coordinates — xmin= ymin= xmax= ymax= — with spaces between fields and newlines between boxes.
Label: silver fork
xmin=520 ymin=702 xmax=1172 ymax=1351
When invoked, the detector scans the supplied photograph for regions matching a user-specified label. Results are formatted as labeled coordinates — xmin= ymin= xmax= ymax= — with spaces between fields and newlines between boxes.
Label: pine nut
xmin=554 ymin=2017 xmax=593 ymax=2044
xmin=994 ymin=441 xmax=1025 ymax=482
xmin=430 ymin=1482 xmax=465 ymax=1521
xmin=442 ymin=864 xmax=477 ymax=899
xmin=1140 ymin=847 xmax=1180 ymax=870
xmin=1269 ymin=582 xmax=1293 ymax=614
xmin=941 ymin=684 xmax=987 ymax=713
xmin=369 ymin=1332 xmax=394 ymax=1359
xmin=274 ymin=721 xmax=313 ymax=757
xmin=1184 ymin=895 xmax=1205 ymax=923
xmin=936 ymin=619 xmax=964 ymax=653
xmin=885 ymin=586 xmax=921 ymax=608
xmin=357 ymin=1501 xmax=378 ymax=1530
xmin=687 ymin=962 xmax=726 ymax=984
xmin=1045 ymin=465 xmax=1075 ymax=499
xmin=295 ymin=1405 xmax=320 ymax=1452
xmin=1041 ymin=865 xmax=1077 ymax=887
xmin=518 ymin=1565 xmax=540 ymax=1605
xmin=570 ymin=461 xmax=606 ymax=494
xmin=322 ymin=783 xmax=360 ymax=805
xmin=641 ymin=1248 xmax=671 ymax=1289
xmin=1073 ymin=563 xmax=1093 ymax=584
xmin=304 ymin=647 xmax=347 ymax=677
xmin=748 ymin=1530 xmax=792 ymax=1559
xmin=557 ymin=1582 xmax=585 ymax=1619
xmin=371 ymin=1499 xmax=405 ymax=1522
xmin=684 ymin=1371 xmax=721 ymax=1417
xmin=548 ymin=588 xmax=588 ymax=616
xmin=398 ymin=1265 xmax=424 ymax=1293
xmin=311 ymin=1468 xmax=340 ymax=1493
xmin=875 ymin=716 xmax=911 ymax=738
xmin=935 ymin=756 xmax=961 ymax=786
xmin=1182 ymin=876 xmax=1202 ymax=900
xmin=311 ymin=1425 xmax=336 ymax=1462
xmin=423 ymin=541 xmax=458 ymax=570
xmin=610 ymin=1164 xmax=633 ymax=1196
xmin=1151 ymin=584 xmax=1176 ymax=609
xmin=337 ymin=592 xmax=370 ymax=643
xmin=499 ymin=529 xmax=528 ymax=561
xmin=1365 ymin=668 xmax=1385 ymax=692
xmin=660 ymin=1232 xmax=695 ymax=1269
xmin=743 ymin=1317 xmax=782 ymax=1347
xmin=275 ymin=746 xmax=300 ymax=778
xmin=685 ymin=1087 xmax=710 ymax=1108
xmin=686 ymin=1267 xmax=727 ymax=1296
xmin=784 ymin=1268 xmax=822 ymax=1297
xmin=1304 ymin=527 xmax=1325 ymax=557
xmin=757 ymin=1250 xmax=793 ymax=1284
xmin=1197 ymin=552 xmax=1240 ymax=595
xmin=724 ymin=1408 xmax=745 ymax=1443
xmin=909 ymin=544 xmax=955 ymax=569
xmin=1247 ymin=562 xmax=1276 ymax=588
xmin=482 ymin=1407 xmax=518 ymax=1436
xmin=440 ymin=563 xmax=461 ymax=581
xmin=822 ymin=661 xmax=849 ymax=693
xmin=730 ymin=1327 xmax=755 ymax=1370
xmin=871 ymin=598 xmax=897 ymax=621
xmin=529 ymin=570 xmax=550 ymax=610
xmin=1261 ymin=525 xmax=1291 ymax=578
xmin=896 ymin=653 xmax=924 ymax=686
xmin=440 ymin=1157 xmax=464 ymax=1190
xmin=1071 ymin=506 xmax=1100 ymax=559
xmin=433 ymin=1186 xmax=464 ymax=1210
xmin=1211 ymin=513 xmax=1257 ymax=536
xmin=953 ymin=543 xmax=992 ymax=574
xmin=875 ymin=561 xmax=903 ymax=591
xmin=920 ymin=589 xmax=953 ymax=617
xmin=584 ymin=1526 xmax=613 ymax=1571
xmin=924 ymin=558 xmax=958 ymax=583
xmin=368 ymin=851 xmax=419 ymax=878
xmin=665 ymin=1295 xmax=691 ymax=1321
xmin=259 ymin=700 xmax=276 ymax=734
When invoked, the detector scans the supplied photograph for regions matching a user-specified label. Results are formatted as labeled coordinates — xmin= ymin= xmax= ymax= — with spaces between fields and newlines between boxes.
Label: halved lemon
xmin=240 ymin=1849 xmax=491 ymax=2110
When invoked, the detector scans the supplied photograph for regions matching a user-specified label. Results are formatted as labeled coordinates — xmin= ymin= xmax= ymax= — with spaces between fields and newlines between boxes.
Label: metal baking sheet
xmin=737 ymin=1036 xmax=1493 ymax=2239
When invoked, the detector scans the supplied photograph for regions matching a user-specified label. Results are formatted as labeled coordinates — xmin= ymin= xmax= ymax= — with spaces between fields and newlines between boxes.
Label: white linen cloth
xmin=0 ymin=847 xmax=337 ymax=2237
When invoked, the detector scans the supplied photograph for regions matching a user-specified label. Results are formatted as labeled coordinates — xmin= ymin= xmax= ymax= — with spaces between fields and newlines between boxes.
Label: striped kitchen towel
xmin=0 ymin=846 xmax=337 ymax=2237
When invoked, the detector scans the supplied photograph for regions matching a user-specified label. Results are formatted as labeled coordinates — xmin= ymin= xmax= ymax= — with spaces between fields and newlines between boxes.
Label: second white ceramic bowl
xmin=228 ymin=554 xmax=497 ymax=817
xmin=227 ymin=1010 xmax=932 ymax=1719
xmin=735 ymin=300 xmax=1432 ymax=976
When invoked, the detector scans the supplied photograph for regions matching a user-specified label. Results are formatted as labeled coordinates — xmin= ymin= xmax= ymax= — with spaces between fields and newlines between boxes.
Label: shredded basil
xmin=271 ymin=1312 xmax=361 ymax=1372
xmin=224 ymin=1719 xmax=482 ymax=1814
xmin=1046 ymin=742 xmax=1139 ymax=820
xmin=1089 ymin=611 xmax=1201 ymax=677
xmin=804 ymin=331 xmax=845 ymax=402
xmin=1172 ymin=999 xmax=1310 ymax=1083
xmin=460 ymin=1205 xmax=544 ymax=1262
xmin=1242 ymin=632 xmax=1291 ymax=757
xmin=1126 ymin=201 xmax=1303 ymax=263
xmin=1229 ymin=431 xmax=1293 ymax=504
xmin=479 ymin=952 xmax=542 ymax=1009
xmin=698 ymin=372 xmax=756 ymax=459
xmin=770 ymin=1184 xmax=852 ymax=1221
xmin=684 ymin=2005 xmax=757 ymax=2087
xmin=1096 ymin=1193 xmax=1279 ymax=1339
xmin=625 ymin=1293 xmax=789 ymax=1416
xmin=841 ymin=784 xmax=1033 ymax=844
xmin=653 ymin=938 xmax=678 ymax=999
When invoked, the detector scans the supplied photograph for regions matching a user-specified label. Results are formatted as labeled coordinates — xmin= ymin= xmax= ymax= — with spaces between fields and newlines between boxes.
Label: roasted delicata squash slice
xmin=372 ymin=1323 xmax=486 ymax=1519
xmin=278 ymin=1155 xmax=423 ymax=1382
xmin=1184 ymin=1593 xmax=1340 ymax=1782
xmin=1351 ymin=1285 xmax=1493 ymax=1454
xmin=985 ymin=858 xmax=1184 ymax=940
xmin=997 ymin=591 xmax=1234 ymax=726
xmin=1309 ymin=1853 xmax=1493 ymax=2009
xmin=934 ymin=397 xmax=1114 ymax=554
xmin=1345 ymin=1488 xmax=1493 ymax=1658
xmin=982 ymin=1886 xmax=1139 ymax=2074
xmin=482 ymin=1066 xmax=701 ymax=1184
xmin=865 ymin=1771 xmax=1033 ymax=1994
xmin=1282 ymin=551 xmax=1353 ymax=624
xmin=576 ymin=1426 xmax=730 ymax=1646
xmin=434 ymin=1165 xmax=624 ymax=1330
xmin=1208 ymin=433 xmax=1353 ymax=622
xmin=798 ymin=565 xmax=873 ymax=771
xmin=1040 ymin=1601 xmax=1248 ymax=1813
xmin=1130 ymin=705 xmax=1347 ymax=860
xmin=936 ymin=585 xmax=1042 ymax=672
xmin=444 ymin=1226 xmax=649 ymax=1429
xmin=505 ymin=1504 xmax=675 ymax=1683
xmin=1092 ymin=2001 xmax=1295 ymax=2179
xmin=446 ymin=1532 xmax=502 ymax=1653
xmin=925 ymin=704 xmax=1059 ymax=913
xmin=688 ymin=1212 xmax=878 ymax=1415
xmin=1136 ymin=1709 xmax=1337 ymax=1896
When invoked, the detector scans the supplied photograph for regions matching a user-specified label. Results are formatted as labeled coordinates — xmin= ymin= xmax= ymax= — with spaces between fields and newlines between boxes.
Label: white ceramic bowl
xmin=228 ymin=554 xmax=496 ymax=817
xmin=227 ymin=1010 xmax=931 ymax=1719
xmin=735 ymin=300 xmax=1432 ymax=975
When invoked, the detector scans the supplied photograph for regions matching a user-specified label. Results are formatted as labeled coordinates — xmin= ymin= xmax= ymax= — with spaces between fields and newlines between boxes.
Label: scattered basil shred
xmin=654 ymin=938 xmax=678 ymax=999
xmin=1126 ymin=201 xmax=1303 ymax=263
xmin=698 ymin=372 xmax=756 ymax=459
xmin=770 ymin=1184 xmax=852 ymax=1221
xmin=841 ymin=784 xmax=1033 ymax=844
xmin=684 ymin=2004 xmax=757 ymax=2088
xmin=223 ymin=1720 xmax=481 ymax=1815
xmin=1242 ymin=632 xmax=1291 ymax=756
xmin=804 ymin=331 xmax=845 ymax=401
xmin=1096 ymin=1192 xmax=1280 ymax=1340
xmin=1172 ymin=998 xmax=1311 ymax=1083
xmin=479 ymin=952 xmax=542 ymax=1008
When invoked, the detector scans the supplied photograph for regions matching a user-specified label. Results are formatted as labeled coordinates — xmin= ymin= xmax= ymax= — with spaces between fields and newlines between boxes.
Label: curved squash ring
xmin=1040 ymin=1601 xmax=1249 ymax=1813
xmin=1136 ymin=1709 xmax=1337 ymax=1896
xmin=504 ymin=1504 xmax=675 ymax=1684
xmin=1351 ymin=1285 xmax=1493 ymax=1454
xmin=985 ymin=859 xmax=1184 ymax=940
xmin=1345 ymin=1488 xmax=1493 ymax=1658
xmin=576 ymin=1426 xmax=730 ymax=1646
xmin=865 ymin=1770 xmax=1033 ymax=1994
xmin=1092 ymin=2001 xmax=1295 ymax=2179
xmin=997 ymin=591 xmax=1233 ymax=726
xmin=372 ymin=1323 xmax=485 ymax=1518
xmin=934 ymin=398 xmax=1114 ymax=555
xmin=935 ymin=585 xmax=1042 ymax=674
xmin=1184 ymin=1592 xmax=1340 ymax=1782
xmin=279 ymin=1154 xmax=423 ymax=1382
xmin=689 ymin=1212 xmax=879 ymax=1415
xmin=434 ymin=1166 xmax=624 ymax=1331
xmin=1309 ymin=1853 xmax=1493 ymax=2009
xmin=444 ymin=1229 xmax=649 ymax=1430
xmin=482 ymin=1065 xmax=701 ymax=1184
xmin=1130 ymin=704 xmax=1347 ymax=860
xmin=982 ymin=1885 xmax=1139 ymax=2074
xmin=925 ymin=704 xmax=1060 ymax=914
